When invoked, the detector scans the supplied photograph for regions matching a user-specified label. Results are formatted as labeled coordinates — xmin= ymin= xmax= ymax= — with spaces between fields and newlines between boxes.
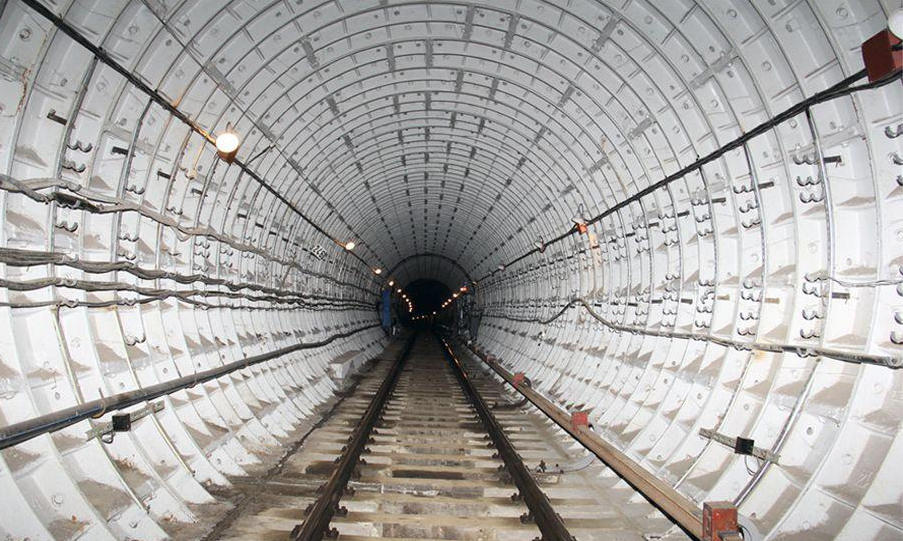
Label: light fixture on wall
xmin=574 ymin=203 xmax=589 ymax=234
xmin=215 ymin=123 xmax=241 ymax=162
xmin=344 ymin=240 xmax=356 ymax=250
xmin=388 ymin=280 xmax=395 ymax=287
xmin=889 ymin=8 xmax=903 ymax=39
xmin=373 ymin=268 xmax=382 ymax=275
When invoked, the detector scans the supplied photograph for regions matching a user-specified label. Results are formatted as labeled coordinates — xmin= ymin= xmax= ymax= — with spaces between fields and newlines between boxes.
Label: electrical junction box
xmin=861 ymin=29 xmax=902 ymax=82
xmin=570 ymin=411 xmax=589 ymax=431
xmin=513 ymin=372 xmax=525 ymax=386
xmin=111 ymin=413 xmax=131 ymax=432
xmin=734 ymin=436 xmax=755 ymax=456
xmin=703 ymin=501 xmax=740 ymax=541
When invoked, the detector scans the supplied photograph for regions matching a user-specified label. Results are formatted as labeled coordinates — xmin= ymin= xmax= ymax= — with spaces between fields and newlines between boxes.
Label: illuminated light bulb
xmin=344 ymin=241 xmax=355 ymax=251
xmin=215 ymin=125 xmax=240 ymax=162
xmin=374 ymin=268 xmax=382 ymax=275
xmin=397 ymin=288 xmax=402 ymax=293
xmin=388 ymin=280 xmax=395 ymax=287
xmin=890 ymin=8 xmax=903 ymax=39
xmin=452 ymin=293 xmax=459 ymax=298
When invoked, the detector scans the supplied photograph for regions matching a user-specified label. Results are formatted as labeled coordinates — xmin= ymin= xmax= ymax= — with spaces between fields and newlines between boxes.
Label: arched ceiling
xmin=2 ymin=0 xmax=903 ymax=539
xmin=3 ymin=0 xmax=890 ymax=289
xmin=12 ymin=0 xmax=882 ymax=283
xmin=387 ymin=253 xmax=471 ymax=291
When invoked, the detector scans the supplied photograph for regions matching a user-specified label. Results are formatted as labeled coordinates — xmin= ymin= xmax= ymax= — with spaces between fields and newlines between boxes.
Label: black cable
xmin=0 ymin=247 xmax=372 ymax=303
xmin=482 ymin=297 xmax=902 ymax=368
xmin=18 ymin=0 xmax=379 ymax=276
xmin=478 ymin=67 xmax=903 ymax=282
xmin=0 ymin=175 xmax=376 ymax=297
xmin=0 ymin=323 xmax=383 ymax=451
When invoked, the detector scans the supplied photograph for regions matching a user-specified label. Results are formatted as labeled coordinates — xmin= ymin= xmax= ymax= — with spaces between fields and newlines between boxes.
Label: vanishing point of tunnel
xmin=0 ymin=1 xmax=902 ymax=540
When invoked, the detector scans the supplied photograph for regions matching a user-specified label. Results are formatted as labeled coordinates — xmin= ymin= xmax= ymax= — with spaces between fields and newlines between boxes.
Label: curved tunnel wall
xmin=0 ymin=0 xmax=901 ymax=539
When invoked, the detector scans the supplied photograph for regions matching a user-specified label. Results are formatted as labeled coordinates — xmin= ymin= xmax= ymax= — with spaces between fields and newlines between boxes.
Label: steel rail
xmin=0 ymin=324 xmax=381 ymax=451
xmin=438 ymin=336 xmax=576 ymax=541
xmin=290 ymin=333 xmax=417 ymax=541
xmin=458 ymin=340 xmax=704 ymax=540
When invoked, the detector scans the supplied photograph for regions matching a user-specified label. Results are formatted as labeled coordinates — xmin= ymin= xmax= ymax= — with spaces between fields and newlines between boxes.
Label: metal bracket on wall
xmin=699 ymin=428 xmax=780 ymax=464
xmin=85 ymin=401 xmax=165 ymax=444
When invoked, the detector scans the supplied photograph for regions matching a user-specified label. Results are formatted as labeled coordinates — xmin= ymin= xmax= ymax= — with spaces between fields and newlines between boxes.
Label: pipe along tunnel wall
xmin=0 ymin=0 xmax=902 ymax=539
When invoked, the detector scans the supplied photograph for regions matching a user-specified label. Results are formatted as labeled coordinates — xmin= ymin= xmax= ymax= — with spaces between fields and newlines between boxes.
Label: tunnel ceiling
xmin=2 ymin=0 xmax=903 ymax=539
xmin=5 ymin=0 xmax=892 ymax=285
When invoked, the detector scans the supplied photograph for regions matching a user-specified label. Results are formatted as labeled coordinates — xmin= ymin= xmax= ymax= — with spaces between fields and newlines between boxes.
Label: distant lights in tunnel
xmin=215 ymin=124 xmax=240 ymax=163
xmin=344 ymin=241 xmax=356 ymax=251
xmin=388 ymin=280 xmax=395 ymax=287
xmin=373 ymin=268 xmax=382 ymax=275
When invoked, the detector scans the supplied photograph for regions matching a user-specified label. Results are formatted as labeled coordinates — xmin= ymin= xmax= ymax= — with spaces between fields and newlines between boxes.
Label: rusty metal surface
xmin=461 ymin=340 xmax=704 ymax=540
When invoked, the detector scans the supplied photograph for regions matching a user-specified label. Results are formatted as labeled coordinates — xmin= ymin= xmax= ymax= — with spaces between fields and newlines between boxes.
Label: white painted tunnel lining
xmin=0 ymin=0 xmax=902 ymax=540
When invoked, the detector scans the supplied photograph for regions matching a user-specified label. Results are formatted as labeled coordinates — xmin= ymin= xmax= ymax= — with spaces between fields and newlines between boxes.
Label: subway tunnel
xmin=0 ymin=0 xmax=902 ymax=539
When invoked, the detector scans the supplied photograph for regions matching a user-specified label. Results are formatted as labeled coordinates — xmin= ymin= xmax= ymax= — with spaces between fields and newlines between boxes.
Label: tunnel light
xmin=373 ymin=268 xmax=382 ymax=275
xmin=388 ymin=280 xmax=395 ymax=287
xmin=215 ymin=124 xmax=240 ymax=162
xmin=890 ymin=8 xmax=903 ymax=39
xmin=344 ymin=241 xmax=356 ymax=251
xmin=396 ymin=288 xmax=402 ymax=293
xmin=452 ymin=293 xmax=459 ymax=298
xmin=460 ymin=286 xmax=467 ymax=292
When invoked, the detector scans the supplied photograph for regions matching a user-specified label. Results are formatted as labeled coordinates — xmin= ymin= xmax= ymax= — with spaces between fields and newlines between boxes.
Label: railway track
xmin=201 ymin=333 xmax=679 ymax=541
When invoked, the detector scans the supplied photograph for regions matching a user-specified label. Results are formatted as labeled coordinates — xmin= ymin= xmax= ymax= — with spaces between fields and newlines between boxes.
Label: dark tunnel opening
xmin=398 ymin=279 xmax=451 ymax=328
